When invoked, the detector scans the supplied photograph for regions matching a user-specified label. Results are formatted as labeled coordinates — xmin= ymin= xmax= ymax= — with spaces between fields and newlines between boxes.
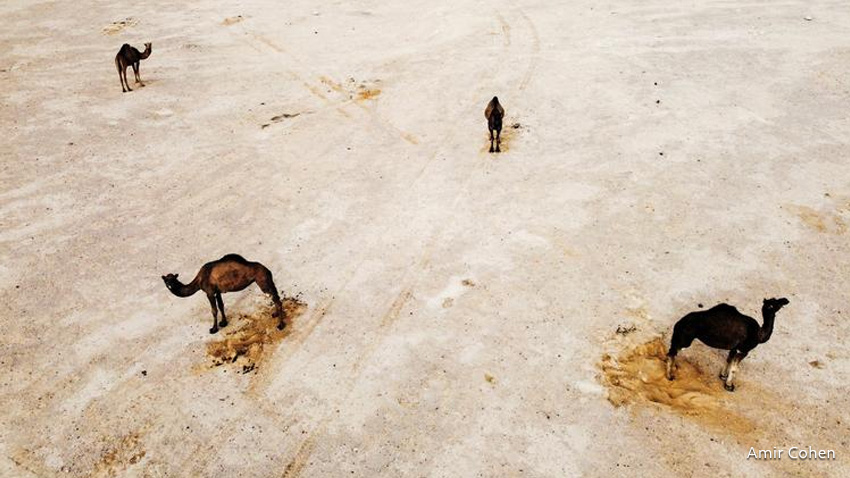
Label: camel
xmin=115 ymin=42 xmax=152 ymax=93
xmin=484 ymin=96 xmax=504 ymax=153
xmin=162 ymin=254 xmax=285 ymax=334
xmin=666 ymin=298 xmax=789 ymax=391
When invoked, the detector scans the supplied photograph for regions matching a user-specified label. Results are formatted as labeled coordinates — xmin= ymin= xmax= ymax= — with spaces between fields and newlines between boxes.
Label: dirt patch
xmin=92 ymin=432 xmax=146 ymax=478
xmin=222 ymin=15 xmax=244 ymax=26
xmin=785 ymin=204 xmax=847 ymax=234
xmin=599 ymin=338 xmax=756 ymax=438
xmin=206 ymin=296 xmax=308 ymax=372
xmin=101 ymin=18 xmax=138 ymax=35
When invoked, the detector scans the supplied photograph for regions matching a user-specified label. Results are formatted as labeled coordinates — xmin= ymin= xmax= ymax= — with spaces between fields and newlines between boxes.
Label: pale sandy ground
xmin=2 ymin=0 xmax=850 ymax=476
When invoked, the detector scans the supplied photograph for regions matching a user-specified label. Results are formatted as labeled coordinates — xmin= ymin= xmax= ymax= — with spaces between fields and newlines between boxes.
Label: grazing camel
xmin=484 ymin=96 xmax=504 ymax=153
xmin=666 ymin=298 xmax=789 ymax=391
xmin=162 ymin=254 xmax=285 ymax=334
xmin=115 ymin=42 xmax=152 ymax=93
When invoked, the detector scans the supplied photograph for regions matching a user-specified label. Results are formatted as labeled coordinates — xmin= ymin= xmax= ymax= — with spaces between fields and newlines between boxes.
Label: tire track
xmin=517 ymin=9 xmax=541 ymax=91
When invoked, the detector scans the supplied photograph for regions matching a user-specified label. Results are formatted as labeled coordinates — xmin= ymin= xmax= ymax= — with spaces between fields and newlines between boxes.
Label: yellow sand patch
xmin=205 ymin=297 xmax=307 ymax=373
xmin=600 ymin=338 xmax=755 ymax=437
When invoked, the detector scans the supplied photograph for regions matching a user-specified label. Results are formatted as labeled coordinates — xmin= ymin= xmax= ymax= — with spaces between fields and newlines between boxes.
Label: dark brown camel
xmin=485 ymin=96 xmax=504 ymax=153
xmin=666 ymin=298 xmax=789 ymax=391
xmin=115 ymin=42 xmax=152 ymax=93
xmin=162 ymin=254 xmax=285 ymax=334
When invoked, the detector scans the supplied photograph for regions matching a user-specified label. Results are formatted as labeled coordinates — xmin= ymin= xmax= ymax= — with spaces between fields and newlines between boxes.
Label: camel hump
xmin=219 ymin=253 xmax=248 ymax=263
xmin=707 ymin=303 xmax=740 ymax=315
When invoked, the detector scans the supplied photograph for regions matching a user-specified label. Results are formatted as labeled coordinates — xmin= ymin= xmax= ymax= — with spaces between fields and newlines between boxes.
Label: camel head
xmin=162 ymin=273 xmax=179 ymax=291
xmin=763 ymin=297 xmax=790 ymax=314
xmin=144 ymin=42 xmax=152 ymax=51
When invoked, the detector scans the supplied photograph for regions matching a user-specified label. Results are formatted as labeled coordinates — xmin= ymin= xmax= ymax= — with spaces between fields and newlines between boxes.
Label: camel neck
xmin=758 ymin=310 xmax=776 ymax=343
xmin=170 ymin=275 xmax=200 ymax=297
xmin=140 ymin=48 xmax=151 ymax=59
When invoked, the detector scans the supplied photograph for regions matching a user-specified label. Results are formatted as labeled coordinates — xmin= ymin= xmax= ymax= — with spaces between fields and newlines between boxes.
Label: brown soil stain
xmin=222 ymin=15 xmax=244 ymax=26
xmin=785 ymin=204 xmax=846 ymax=234
xmin=319 ymin=76 xmax=345 ymax=93
xmin=401 ymin=132 xmax=419 ymax=145
xmin=92 ymin=431 xmax=146 ymax=478
xmin=205 ymin=296 xmax=308 ymax=372
xmin=102 ymin=18 xmax=138 ymax=35
xmin=599 ymin=338 xmax=757 ymax=439
xmin=280 ymin=432 xmax=318 ymax=478
xmin=303 ymin=82 xmax=328 ymax=101
xmin=380 ymin=287 xmax=413 ymax=327
xmin=356 ymin=88 xmax=381 ymax=101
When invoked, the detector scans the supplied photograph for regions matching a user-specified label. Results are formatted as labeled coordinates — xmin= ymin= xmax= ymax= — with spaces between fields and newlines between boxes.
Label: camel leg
xmin=216 ymin=293 xmax=228 ymax=328
xmin=257 ymin=271 xmax=285 ymax=329
xmin=133 ymin=62 xmax=144 ymax=86
xmin=720 ymin=349 xmax=735 ymax=381
xmin=489 ymin=129 xmax=495 ymax=153
xmin=122 ymin=67 xmax=132 ymax=92
xmin=118 ymin=66 xmax=126 ymax=93
xmin=495 ymin=129 xmax=501 ymax=153
xmin=724 ymin=352 xmax=745 ymax=392
xmin=207 ymin=294 xmax=219 ymax=334
xmin=666 ymin=354 xmax=677 ymax=381
xmin=666 ymin=325 xmax=692 ymax=380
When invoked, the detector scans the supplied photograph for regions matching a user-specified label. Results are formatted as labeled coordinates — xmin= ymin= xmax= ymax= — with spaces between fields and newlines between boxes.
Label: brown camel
xmin=115 ymin=42 xmax=152 ymax=93
xmin=484 ymin=96 xmax=504 ymax=153
xmin=666 ymin=298 xmax=789 ymax=391
xmin=162 ymin=254 xmax=285 ymax=334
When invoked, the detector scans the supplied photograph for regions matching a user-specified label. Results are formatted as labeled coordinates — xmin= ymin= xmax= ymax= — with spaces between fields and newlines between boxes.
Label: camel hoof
xmin=724 ymin=383 xmax=735 ymax=392
xmin=218 ymin=320 xmax=228 ymax=328
xmin=272 ymin=310 xmax=280 ymax=318
xmin=277 ymin=322 xmax=286 ymax=330
xmin=209 ymin=327 xmax=219 ymax=334
xmin=666 ymin=373 xmax=674 ymax=381
xmin=489 ymin=147 xmax=494 ymax=153
xmin=495 ymin=147 xmax=501 ymax=153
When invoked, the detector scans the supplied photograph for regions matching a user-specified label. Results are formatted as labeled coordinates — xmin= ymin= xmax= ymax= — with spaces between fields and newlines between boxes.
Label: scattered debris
xmin=484 ymin=373 xmax=496 ymax=384
xmin=615 ymin=322 xmax=638 ymax=336
xmin=261 ymin=112 xmax=301 ymax=129
xmin=809 ymin=360 xmax=825 ymax=369
xmin=461 ymin=279 xmax=476 ymax=287
xmin=141 ymin=370 xmax=147 ymax=376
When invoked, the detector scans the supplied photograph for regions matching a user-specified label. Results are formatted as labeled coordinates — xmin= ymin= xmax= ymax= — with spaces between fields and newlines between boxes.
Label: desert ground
xmin=2 ymin=0 xmax=850 ymax=476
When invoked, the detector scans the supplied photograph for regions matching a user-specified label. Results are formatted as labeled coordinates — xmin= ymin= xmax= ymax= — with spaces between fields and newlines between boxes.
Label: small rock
xmin=804 ymin=16 xmax=813 ymax=21
xmin=809 ymin=360 xmax=824 ymax=369
xmin=141 ymin=370 xmax=147 ymax=376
